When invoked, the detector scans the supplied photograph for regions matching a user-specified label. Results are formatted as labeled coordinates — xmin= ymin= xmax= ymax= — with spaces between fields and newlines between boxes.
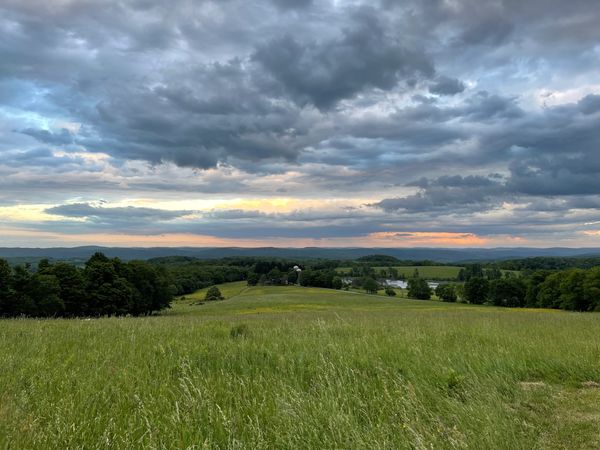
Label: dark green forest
xmin=0 ymin=253 xmax=172 ymax=317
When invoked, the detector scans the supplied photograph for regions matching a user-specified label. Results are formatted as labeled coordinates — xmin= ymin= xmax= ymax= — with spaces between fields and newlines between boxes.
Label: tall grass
xmin=1 ymin=284 xmax=599 ymax=449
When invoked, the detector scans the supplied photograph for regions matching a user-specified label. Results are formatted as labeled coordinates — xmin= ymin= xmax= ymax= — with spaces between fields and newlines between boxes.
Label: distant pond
xmin=384 ymin=280 xmax=440 ymax=289
xmin=342 ymin=278 xmax=440 ymax=290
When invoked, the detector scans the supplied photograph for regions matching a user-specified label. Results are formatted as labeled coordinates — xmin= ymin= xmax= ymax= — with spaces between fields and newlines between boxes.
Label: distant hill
xmin=1 ymin=246 xmax=600 ymax=263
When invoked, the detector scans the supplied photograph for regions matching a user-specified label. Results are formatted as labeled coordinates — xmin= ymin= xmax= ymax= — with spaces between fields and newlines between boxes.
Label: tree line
xmin=0 ymin=253 xmax=172 ymax=317
xmin=5 ymin=252 xmax=599 ymax=317
xmin=246 ymin=263 xmax=340 ymax=289
xmin=151 ymin=256 xmax=343 ymax=294
xmin=433 ymin=267 xmax=600 ymax=311
xmin=494 ymin=256 xmax=600 ymax=271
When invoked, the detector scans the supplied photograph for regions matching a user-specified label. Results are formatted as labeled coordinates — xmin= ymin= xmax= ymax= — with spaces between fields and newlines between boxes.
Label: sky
xmin=1 ymin=0 xmax=600 ymax=248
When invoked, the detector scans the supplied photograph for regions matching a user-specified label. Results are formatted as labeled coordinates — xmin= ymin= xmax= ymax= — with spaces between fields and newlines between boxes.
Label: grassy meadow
xmin=1 ymin=282 xmax=600 ymax=449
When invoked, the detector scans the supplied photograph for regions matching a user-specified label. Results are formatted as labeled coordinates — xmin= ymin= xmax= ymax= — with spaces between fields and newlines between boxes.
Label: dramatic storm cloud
xmin=1 ymin=0 xmax=599 ymax=247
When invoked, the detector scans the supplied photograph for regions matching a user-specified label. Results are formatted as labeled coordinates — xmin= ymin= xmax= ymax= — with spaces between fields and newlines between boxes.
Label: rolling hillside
xmin=1 ymin=284 xmax=600 ymax=448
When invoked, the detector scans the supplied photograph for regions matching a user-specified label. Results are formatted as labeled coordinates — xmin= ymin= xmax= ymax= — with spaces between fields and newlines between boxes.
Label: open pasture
xmin=1 ymin=283 xmax=599 ymax=449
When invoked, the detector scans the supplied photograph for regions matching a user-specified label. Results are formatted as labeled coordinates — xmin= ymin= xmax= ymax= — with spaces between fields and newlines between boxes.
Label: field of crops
xmin=1 ymin=282 xmax=600 ymax=449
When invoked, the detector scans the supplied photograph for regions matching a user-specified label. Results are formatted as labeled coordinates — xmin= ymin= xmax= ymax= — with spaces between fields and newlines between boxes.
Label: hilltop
xmin=2 ymin=246 xmax=600 ymax=263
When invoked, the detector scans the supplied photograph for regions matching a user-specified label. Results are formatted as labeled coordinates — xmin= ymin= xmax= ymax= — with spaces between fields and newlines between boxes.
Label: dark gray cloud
xmin=429 ymin=76 xmax=465 ymax=96
xmin=461 ymin=91 xmax=524 ymax=121
xmin=1 ymin=0 xmax=596 ymax=172
xmin=1 ymin=148 xmax=86 ymax=169
xmin=271 ymin=0 xmax=312 ymax=10
xmin=46 ymin=203 xmax=192 ymax=223
xmin=373 ymin=175 xmax=508 ymax=214
xmin=407 ymin=175 xmax=501 ymax=189
xmin=577 ymin=94 xmax=600 ymax=116
xmin=20 ymin=128 xmax=74 ymax=145
xmin=253 ymin=6 xmax=433 ymax=110
xmin=33 ymin=203 xmax=381 ymax=239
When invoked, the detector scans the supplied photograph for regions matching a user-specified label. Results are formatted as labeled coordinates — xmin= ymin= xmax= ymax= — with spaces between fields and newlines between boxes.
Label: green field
xmin=337 ymin=265 xmax=464 ymax=279
xmin=180 ymin=280 xmax=250 ymax=302
xmin=1 ymin=283 xmax=600 ymax=448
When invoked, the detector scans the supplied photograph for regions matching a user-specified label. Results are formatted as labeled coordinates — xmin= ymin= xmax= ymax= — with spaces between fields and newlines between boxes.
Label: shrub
xmin=332 ymin=276 xmax=343 ymax=290
xmin=363 ymin=277 xmax=379 ymax=294
xmin=444 ymin=369 xmax=466 ymax=399
xmin=205 ymin=286 xmax=224 ymax=301
xmin=385 ymin=286 xmax=397 ymax=296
